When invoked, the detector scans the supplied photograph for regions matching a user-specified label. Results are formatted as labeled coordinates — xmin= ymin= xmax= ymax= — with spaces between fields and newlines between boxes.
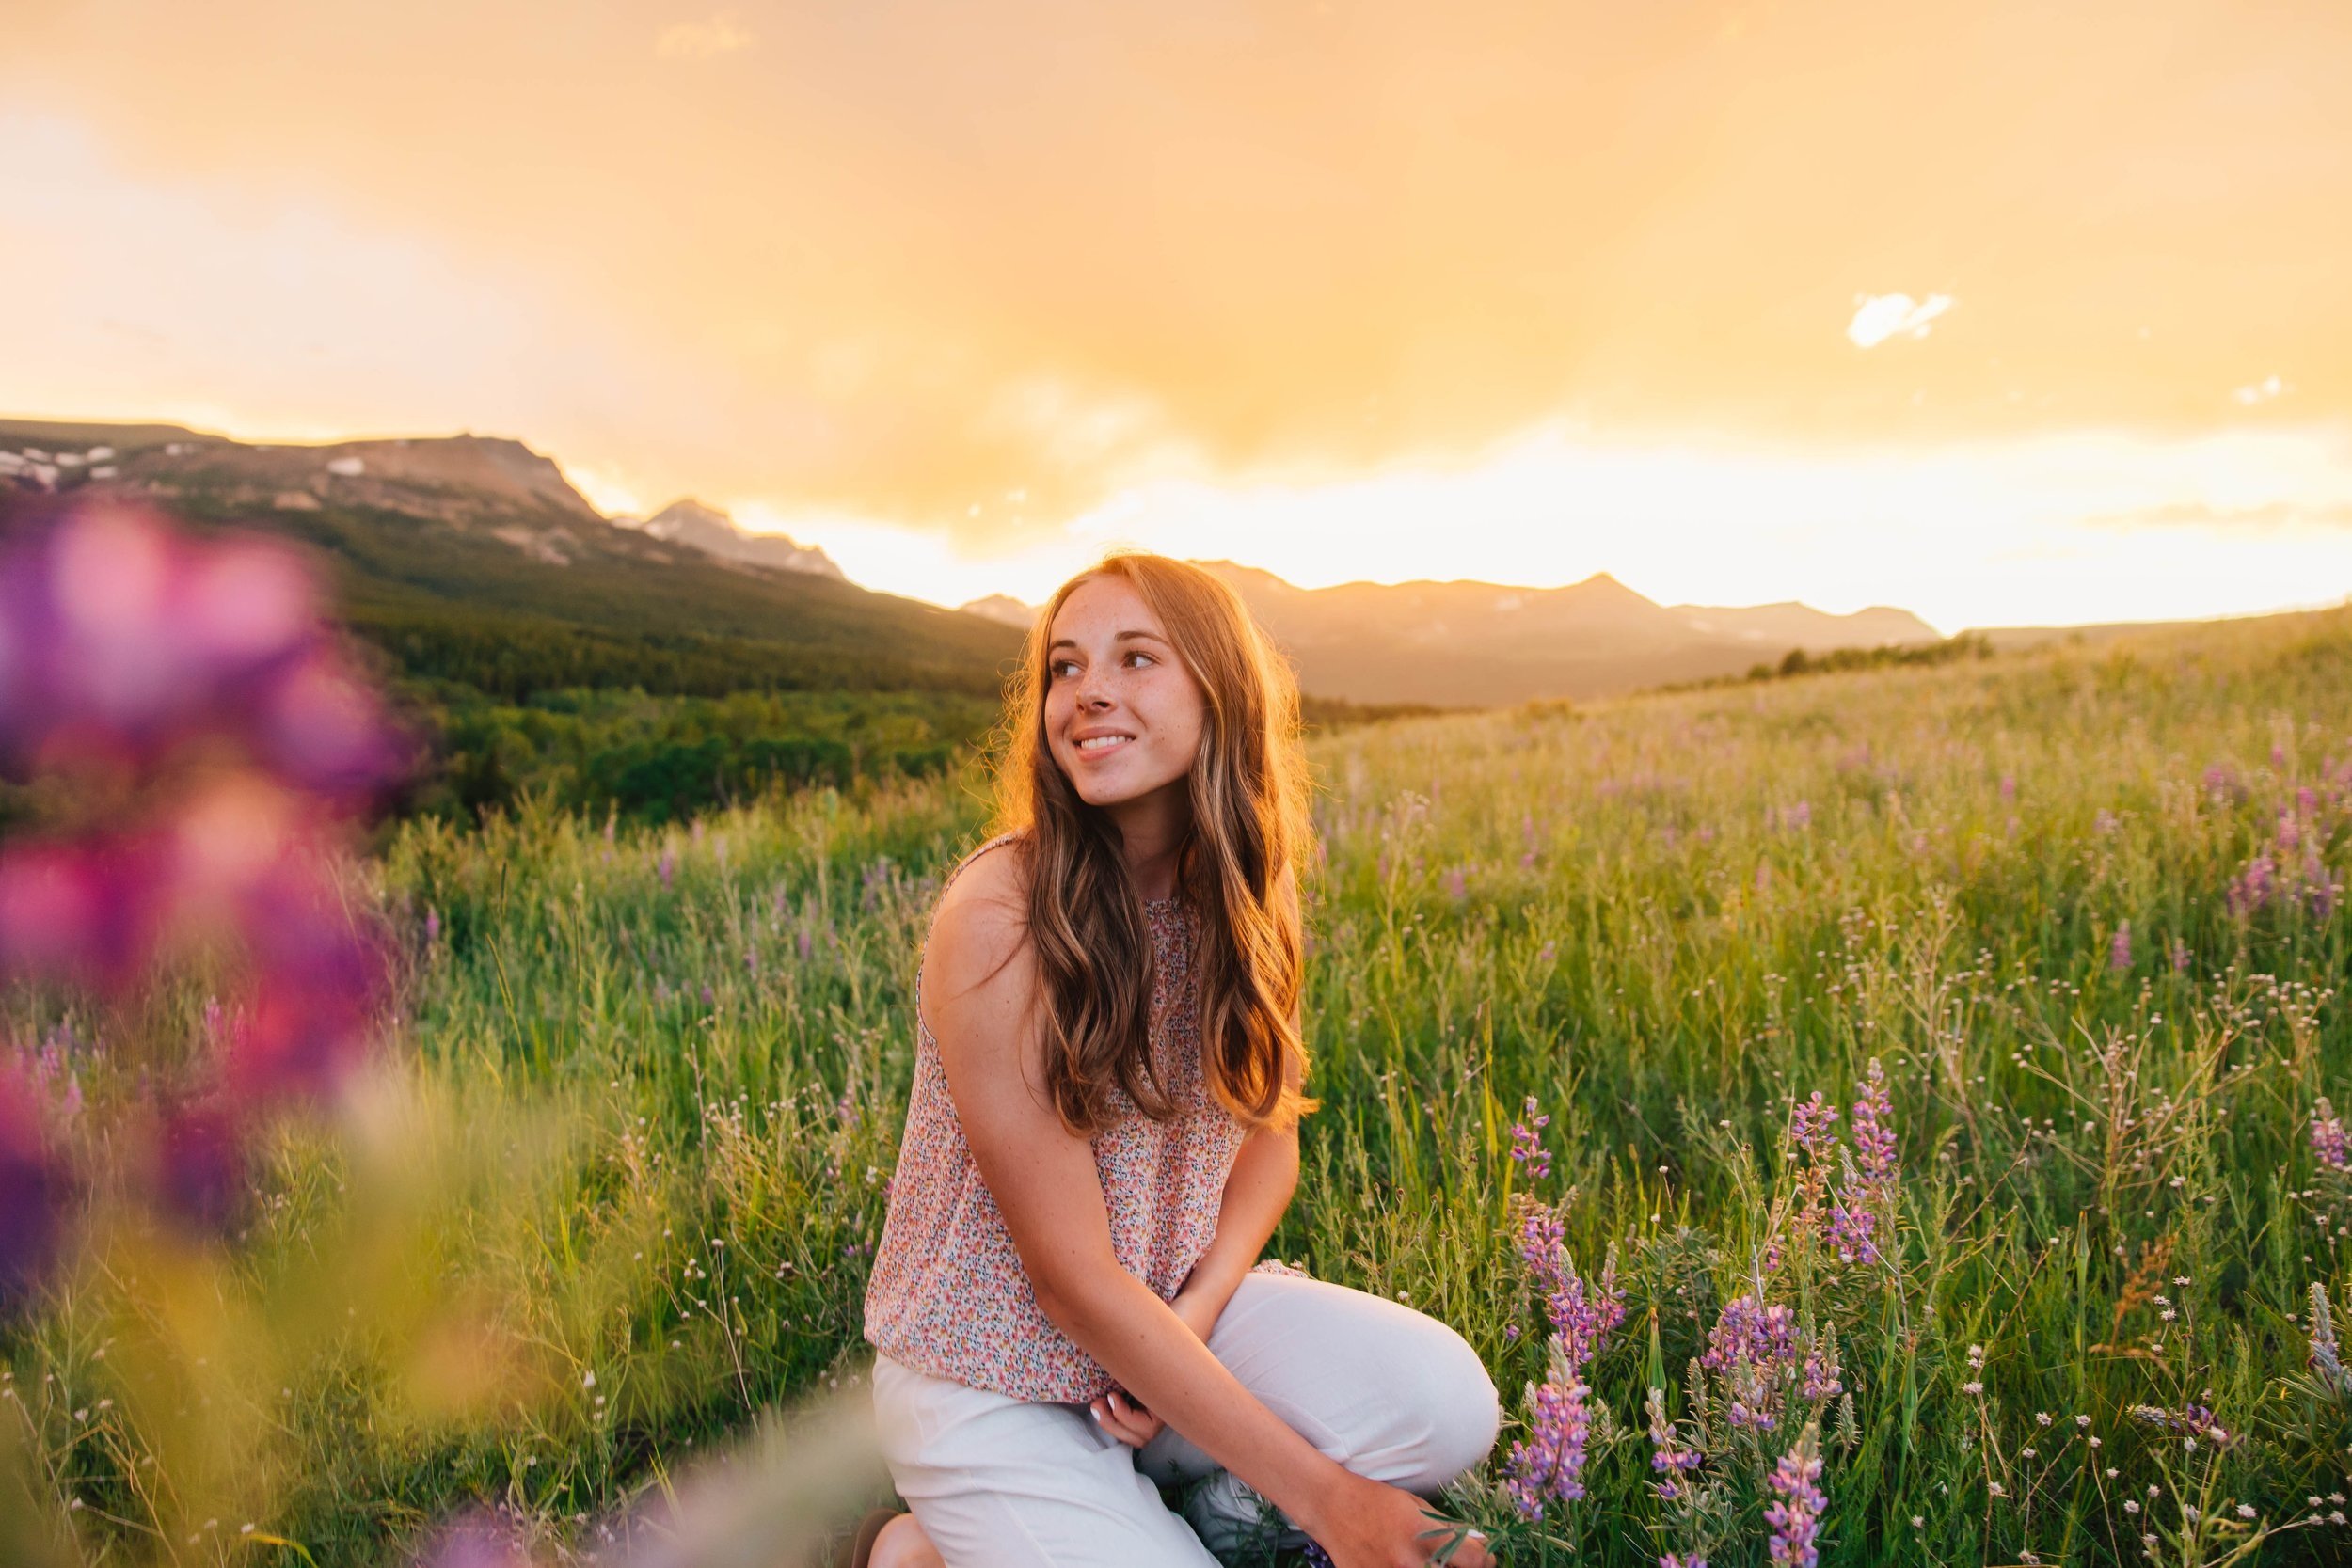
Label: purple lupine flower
xmin=2314 ymin=1100 xmax=2350 ymax=1171
xmin=1703 ymin=1293 xmax=1800 ymax=1428
xmin=1661 ymin=1557 xmax=1710 ymax=1568
xmin=1788 ymin=1093 xmax=1838 ymax=1158
xmin=657 ymin=847 xmax=677 ymax=889
xmin=1504 ymin=1365 xmax=1593 ymax=1518
xmin=1801 ymin=1336 xmax=1843 ymax=1402
xmin=1764 ymin=1426 xmax=1826 ymax=1567
xmin=1441 ymin=867 xmax=1468 ymax=901
xmin=699 ymin=983 xmax=715 ymax=1008
xmin=1703 ymin=1295 xmax=1798 ymax=1375
xmin=2170 ymin=938 xmax=2191 ymax=973
xmin=1849 ymin=1059 xmax=1898 ymax=1208
xmin=1645 ymin=1385 xmax=1704 ymax=1498
xmin=1824 ymin=1202 xmax=1878 ymax=1266
xmin=1546 ymin=1245 xmax=1626 ymax=1363
xmin=796 ymin=929 xmax=814 ymax=962
xmin=2109 ymin=921 xmax=2132 ymax=972
xmin=1998 ymin=773 xmax=2016 ymax=803
xmin=424 ymin=906 xmax=441 ymax=944
xmin=1300 ymin=1541 xmax=1336 ymax=1568
xmin=1510 ymin=1097 xmax=1553 ymax=1181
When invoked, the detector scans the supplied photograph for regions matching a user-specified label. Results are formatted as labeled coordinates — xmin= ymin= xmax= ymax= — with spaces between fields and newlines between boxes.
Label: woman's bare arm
xmin=1169 ymin=860 xmax=1309 ymax=1334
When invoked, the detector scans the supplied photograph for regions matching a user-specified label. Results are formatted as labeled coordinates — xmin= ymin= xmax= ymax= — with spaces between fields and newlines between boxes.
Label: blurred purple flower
xmin=2312 ymin=1100 xmax=2349 ymax=1171
xmin=657 ymin=847 xmax=677 ymax=889
xmin=0 ymin=832 xmax=172 ymax=995
xmin=1998 ymin=773 xmax=2016 ymax=803
xmin=2109 ymin=921 xmax=2132 ymax=972
xmin=0 ymin=1070 xmax=67 ymax=1315
xmin=1440 ymin=866 xmax=1468 ymax=901
xmin=0 ymin=503 xmax=409 ymax=807
xmin=151 ymin=1099 xmax=251 ymax=1235
xmin=415 ymin=1511 xmax=536 ymax=1568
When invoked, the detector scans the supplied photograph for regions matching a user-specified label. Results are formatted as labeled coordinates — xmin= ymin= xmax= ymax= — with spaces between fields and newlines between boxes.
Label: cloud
xmin=2085 ymin=499 xmax=2352 ymax=532
xmin=1847 ymin=293 xmax=1954 ymax=349
xmin=4 ymin=2 xmax=2349 ymax=537
xmin=657 ymin=11 xmax=753 ymax=60
xmin=2230 ymin=373 xmax=2290 ymax=406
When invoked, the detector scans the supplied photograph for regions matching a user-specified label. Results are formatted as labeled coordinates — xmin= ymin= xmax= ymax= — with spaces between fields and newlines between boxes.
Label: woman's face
xmin=1041 ymin=575 xmax=1206 ymax=813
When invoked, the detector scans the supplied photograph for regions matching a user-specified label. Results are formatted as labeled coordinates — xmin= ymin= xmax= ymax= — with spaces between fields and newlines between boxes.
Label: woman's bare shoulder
xmin=925 ymin=837 xmax=1035 ymax=1022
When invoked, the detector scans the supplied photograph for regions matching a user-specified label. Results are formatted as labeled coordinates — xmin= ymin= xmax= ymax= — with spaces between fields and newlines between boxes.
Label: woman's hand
xmin=1087 ymin=1386 xmax=1164 ymax=1448
xmin=1303 ymin=1471 xmax=1494 ymax=1568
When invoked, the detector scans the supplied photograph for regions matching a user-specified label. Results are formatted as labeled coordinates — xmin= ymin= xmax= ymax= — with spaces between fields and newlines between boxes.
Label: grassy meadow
xmin=12 ymin=606 xmax=2352 ymax=1567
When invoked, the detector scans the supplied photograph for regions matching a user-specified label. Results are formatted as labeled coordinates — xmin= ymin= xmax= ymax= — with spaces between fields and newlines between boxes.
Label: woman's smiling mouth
xmin=1074 ymin=733 xmax=1136 ymax=754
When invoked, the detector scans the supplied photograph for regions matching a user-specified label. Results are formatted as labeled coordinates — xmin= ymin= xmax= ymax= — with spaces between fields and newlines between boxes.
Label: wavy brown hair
xmin=987 ymin=552 xmax=1319 ymax=1137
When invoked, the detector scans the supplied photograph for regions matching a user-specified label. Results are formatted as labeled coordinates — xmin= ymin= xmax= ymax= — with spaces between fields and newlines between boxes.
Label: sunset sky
xmin=5 ymin=0 xmax=2351 ymax=631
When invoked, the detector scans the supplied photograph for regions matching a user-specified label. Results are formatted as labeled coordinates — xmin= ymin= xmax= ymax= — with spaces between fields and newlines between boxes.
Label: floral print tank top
xmin=863 ymin=832 xmax=1248 ymax=1402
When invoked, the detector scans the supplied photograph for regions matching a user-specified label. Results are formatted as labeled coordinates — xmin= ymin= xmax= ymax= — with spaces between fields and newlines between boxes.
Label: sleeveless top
xmin=862 ymin=832 xmax=1250 ymax=1402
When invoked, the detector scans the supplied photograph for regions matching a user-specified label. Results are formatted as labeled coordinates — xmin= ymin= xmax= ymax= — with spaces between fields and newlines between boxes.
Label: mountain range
xmin=7 ymin=415 xmax=1971 ymax=708
xmin=961 ymin=565 xmax=1940 ymax=705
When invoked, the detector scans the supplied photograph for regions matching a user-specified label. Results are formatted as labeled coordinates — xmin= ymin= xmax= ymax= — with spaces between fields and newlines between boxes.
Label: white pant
xmin=871 ymin=1270 xmax=1501 ymax=1567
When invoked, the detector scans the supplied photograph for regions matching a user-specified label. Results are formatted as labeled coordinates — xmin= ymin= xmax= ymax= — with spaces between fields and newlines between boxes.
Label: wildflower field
xmin=8 ymin=519 xmax=2352 ymax=1566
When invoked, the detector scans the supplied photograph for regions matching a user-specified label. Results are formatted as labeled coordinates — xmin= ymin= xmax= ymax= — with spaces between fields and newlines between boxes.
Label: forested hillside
xmin=0 ymin=428 xmax=1436 ymax=828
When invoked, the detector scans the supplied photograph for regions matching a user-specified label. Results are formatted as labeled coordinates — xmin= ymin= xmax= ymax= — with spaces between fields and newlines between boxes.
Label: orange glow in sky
xmin=4 ymin=0 xmax=2350 ymax=626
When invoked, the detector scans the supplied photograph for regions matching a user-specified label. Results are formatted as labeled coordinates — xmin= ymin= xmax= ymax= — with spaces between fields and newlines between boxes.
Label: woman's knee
xmin=1356 ymin=1310 xmax=1500 ymax=1492
xmin=1407 ymin=1322 xmax=1502 ymax=1487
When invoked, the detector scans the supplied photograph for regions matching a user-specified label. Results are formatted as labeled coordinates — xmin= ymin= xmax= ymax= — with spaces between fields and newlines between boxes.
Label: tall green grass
xmin=10 ymin=609 xmax=2352 ymax=1565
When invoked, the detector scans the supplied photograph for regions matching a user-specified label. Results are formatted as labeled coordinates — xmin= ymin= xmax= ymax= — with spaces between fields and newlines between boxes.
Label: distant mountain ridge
xmin=616 ymin=498 xmax=843 ymax=580
xmin=0 ymin=419 xmax=847 ymax=584
xmin=0 ymin=415 xmax=1021 ymax=704
xmin=4 ymin=415 xmax=1959 ymax=708
xmin=969 ymin=564 xmax=1944 ymax=706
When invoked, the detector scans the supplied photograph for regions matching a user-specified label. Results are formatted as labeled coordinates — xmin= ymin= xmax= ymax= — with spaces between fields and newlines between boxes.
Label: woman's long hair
xmin=987 ymin=552 xmax=1318 ymax=1136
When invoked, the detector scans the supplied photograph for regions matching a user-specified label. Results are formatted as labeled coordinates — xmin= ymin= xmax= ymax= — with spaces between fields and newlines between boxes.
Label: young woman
xmin=854 ymin=553 xmax=1499 ymax=1568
